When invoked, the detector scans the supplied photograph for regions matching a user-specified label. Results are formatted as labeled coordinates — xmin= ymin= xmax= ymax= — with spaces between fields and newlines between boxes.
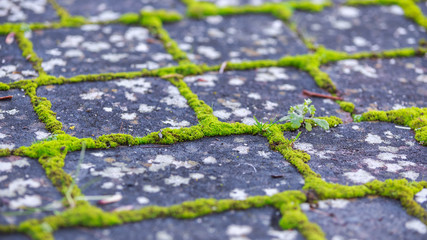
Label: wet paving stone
xmin=37 ymin=78 xmax=198 ymax=138
xmin=0 ymin=156 xmax=62 ymax=225
xmin=57 ymin=0 xmax=186 ymax=20
xmin=0 ymin=89 xmax=50 ymax=149
xmin=62 ymin=135 xmax=304 ymax=210
xmin=0 ymin=36 xmax=38 ymax=84
xmin=292 ymin=5 xmax=427 ymax=52
xmin=0 ymin=0 xmax=59 ymax=23
xmin=31 ymin=25 xmax=175 ymax=77
xmin=54 ymin=207 xmax=304 ymax=240
xmin=284 ymin=122 xmax=426 ymax=185
xmin=184 ymin=68 xmax=343 ymax=125
xmin=164 ymin=15 xmax=308 ymax=65
xmin=301 ymin=197 xmax=427 ymax=240
xmin=322 ymin=57 xmax=427 ymax=113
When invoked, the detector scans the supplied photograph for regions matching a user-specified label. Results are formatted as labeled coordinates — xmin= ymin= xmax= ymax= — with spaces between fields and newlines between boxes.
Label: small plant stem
xmin=302 ymin=90 xmax=343 ymax=100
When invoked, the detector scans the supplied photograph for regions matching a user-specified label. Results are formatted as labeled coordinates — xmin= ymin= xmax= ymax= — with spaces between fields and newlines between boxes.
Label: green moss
xmin=0 ymin=148 xmax=11 ymax=157
xmin=15 ymin=32 xmax=46 ymax=75
xmin=339 ymin=101 xmax=355 ymax=113
xmin=361 ymin=107 xmax=427 ymax=145
xmin=0 ymin=82 xmax=10 ymax=90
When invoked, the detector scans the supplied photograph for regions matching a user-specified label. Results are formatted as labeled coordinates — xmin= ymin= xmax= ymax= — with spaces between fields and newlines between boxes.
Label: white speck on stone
xmin=184 ymin=74 xmax=218 ymax=87
xmin=101 ymin=182 xmax=114 ymax=189
xmin=248 ymin=93 xmax=261 ymax=100
xmin=263 ymin=101 xmax=278 ymax=110
xmin=148 ymin=155 xmax=195 ymax=172
xmin=35 ymin=131 xmax=50 ymax=140
xmin=227 ymin=225 xmax=252 ymax=236
xmin=206 ymin=16 xmax=223 ymax=24
xmin=135 ymin=43 xmax=148 ymax=52
xmin=162 ymin=119 xmax=190 ymax=129
xmin=11 ymin=159 xmax=29 ymax=168
xmin=138 ymin=104 xmax=155 ymax=113
xmin=228 ymin=78 xmax=244 ymax=86
xmin=0 ymin=176 xmax=7 ymax=183
xmin=9 ymin=195 xmax=42 ymax=209
xmin=353 ymin=36 xmax=369 ymax=47
xmin=60 ymin=35 xmax=84 ymax=48
xmin=190 ymin=173 xmax=204 ymax=180
xmin=91 ymin=152 xmax=105 ymax=157
xmin=80 ymin=90 xmax=104 ymax=100
xmin=327 ymin=199 xmax=350 ymax=209
xmin=385 ymin=163 xmax=403 ymax=173
xmin=365 ymin=134 xmax=382 ymax=144
xmin=203 ymin=156 xmax=217 ymax=164
xmin=377 ymin=152 xmax=406 ymax=161
xmin=115 ymin=78 xmax=151 ymax=94
xmin=257 ymin=151 xmax=271 ymax=158
xmin=264 ymin=188 xmax=278 ymax=196
xmin=0 ymin=133 xmax=7 ymax=139
xmin=0 ymin=178 xmax=40 ymax=198
xmin=415 ymin=189 xmax=427 ymax=204
xmin=401 ymin=171 xmax=419 ymax=181
xmin=343 ymin=169 xmax=375 ymax=184
xmin=164 ymin=175 xmax=190 ymax=187
xmin=46 ymin=48 xmax=61 ymax=56
xmin=0 ymin=162 xmax=12 ymax=172
xmin=101 ymin=53 xmax=128 ymax=62
xmin=405 ymin=220 xmax=426 ymax=234
xmin=156 ymin=231 xmax=173 ymax=240
xmin=64 ymin=49 xmax=84 ymax=58
xmin=278 ymin=84 xmax=296 ymax=91
xmin=378 ymin=146 xmax=399 ymax=153
xmin=389 ymin=5 xmax=404 ymax=15
xmin=416 ymin=75 xmax=427 ymax=83
xmin=242 ymin=117 xmax=256 ymax=125
xmin=267 ymin=229 xmax=298 ymax=240
xmin=230 ymin=188 xmax=248 ymax=200
xmin=233 ymin=146 xmax=249 ymax=154
xmin=103 ymin=107 xmax=112 ymax=112
xmin=233 ymin=108 xmax=251 ymax=117
xmin=81 ymin=24 xmax=101 ymax=31
xmin=124 ymin=91 xmax=137 ymax=102
xmin=197 ymin=46 xmax=221 ymax=59
xmin=363 ymin=158 xmax=385 ymax=169
xmin=398 ymin=161 xmax=416 ymax=167
xmin=160 ymin=86 xmax=188 ymax=108
xmin=332 ymin=20 xmax=352 ymax=30
xmin=137 ymin=196 xmax=150 ymax=205
xmin=121 ymin=113 xmax=136 ymax=120
xmin=338 ymin=6 xmax=360 ymax=18
xmin=81 ymin=41 xmax=110 ymax=52
xmin=213 ymin=110 xmax=231 ymax=120
xmin=0 ymin=144 xmax=15 ymax=150
xmin=89 ymin=10 xmax=120 ymax=22
xmin=143 ymin=185 xmax=160 ymax=193
xmin=42 ymin=58 xmax=66 ymax=72
xmin=255 ymin=67 xmax=288 ymax=82
xmin=125 ymin=27 xmax=149 ymax=41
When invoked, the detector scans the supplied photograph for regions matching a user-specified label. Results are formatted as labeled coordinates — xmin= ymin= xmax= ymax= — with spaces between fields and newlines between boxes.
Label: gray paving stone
xmin=292 ymin=5 xmax=427 ymax=52
xmin=62 ymin=135 xmax=304 ymax=210
xmin=37 ymin=78 xmax=198 ymax=138
xmin=0 ymin=0 xmax=59 ymax=23
xmin=322 ymin=57 xmax=427 ymax=113
xmin=284 ymin=122 xmax=426 ymax=185
xmin=54 ymin=208 xmax=304 ymax=240
xmin=184 ymin=68 xmax=344 ymax=125
xmin=0 ymin=89 xmax=50 ymax=149
xmin=419 ymin=1 xmax=427 ymax=16
xmin=31 ymin=25 xmax=176 ymax=77
xmin=0 ymin=233 xmax=28 ymax=240
xmin=301 ymin=197 xmax=427 ymax=240
xmin=164 ymin=15 xmax=308 ymax=65
xmin=0 ymin=156 xmax=63 ymax=225
xmin=56 ymin=0 xmax=186 ymax=20
xmin=0 ymin=36 xmax=38 ymax=84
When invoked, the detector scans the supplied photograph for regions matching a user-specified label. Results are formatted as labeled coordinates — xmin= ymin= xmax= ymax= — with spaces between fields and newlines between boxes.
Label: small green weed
xmin=279 ymin=99 xmax=329 ymax=131
xmin=253 ymin=116 xmax=278 ymax=134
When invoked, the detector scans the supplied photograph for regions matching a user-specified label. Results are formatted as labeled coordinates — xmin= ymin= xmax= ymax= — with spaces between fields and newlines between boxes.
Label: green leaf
xmin=279 ymin=115 xmax=290 ymax=122
xmin=312 ymin=118 xmax=329 ymax=130
xmin=305 ymin=122 xmax=312 ymax=131
xmin=353 ymin=115 xmax=362 ymax=122
xmin=308 ymin=105 xmax=316 ymax=117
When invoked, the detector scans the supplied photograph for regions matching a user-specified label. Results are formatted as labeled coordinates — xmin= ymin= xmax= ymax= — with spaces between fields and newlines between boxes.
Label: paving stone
xmin=62 ymin=135 xmax=304 ymax=210
xmin=164 ymin=15 xmax=308 ymax=65
xmin=0 ymin=89 xmax=50 ymax=149
xmin=184 ymin=68 xmax=344 ymax=125
xmin=0 ymin=234 xmax=28 ymax=240
xmin=292 ymin=5 xmax=427 ymax=52
xmin=301 ymin=197 xmax=427 ymax=240
xmin=0 ymin=36 xmax=38 ymax=84
xmin=37 ymin=78 xmax=198 ymax=138
xmin=284 ymin=122 xmax=426 ymax=185
xmin=57 ymin=0 xmax=186 ymax=20
xmin=0 ymin=0 xmax=59 ymax=23
xmin=419 ymin=1 xmax=427 ymax=16
xmin=0 ymin=156 xmax=63 ymax=225
xmin=54 ymin=208 xmax=304 ymax=240
xmin=31 ymin=25 xmax=175 ymax=77
xmin=322 ymin=57 xmax=427 ymax=113
xmin=200 ymin=0 xmax=284 ymax=6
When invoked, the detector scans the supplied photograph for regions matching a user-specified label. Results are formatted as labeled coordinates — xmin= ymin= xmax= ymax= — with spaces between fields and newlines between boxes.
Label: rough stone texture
xmin=37 ymin=78 xmax=198 ymax=138
xmin=57 ymin=0 xmax=187 ymax=19
xmin=54 ymin=208 xmax=304 ymax=240
xmin=62 ymin=135 xmax=303 ymax=210
xmin=0 ymin=89 xmax=50 ymax=149
xmin=323 ymin=57 xmax=427 ymax=113
xmin=293 ymin=5 xmax=427 ymax=52
xmin=0 ymin=234 xmax=27 ymax=240
xmin=0 ymin=156 xmax=62 ymax=225
xmin=302 ymin=197 xmax=427 ymax=240
xmin=0 ymin=36 xmax=38 ymax=84
xmin=415 ymin=188 xmax=427 ymax=211
xmin=285 ymin=122 xmax=426 ymax=185
xmin=0 ymin=0 xmax=59 ymax=23
xmin=419 ymin=2 xmax=427 ymax=16
xmin=184 ymin=68 xmax=344 ymax=125
xmin=164 ymin=15 xmax=308 ymax=65
xmin=31 ymin=25 xmax=176 ymax=77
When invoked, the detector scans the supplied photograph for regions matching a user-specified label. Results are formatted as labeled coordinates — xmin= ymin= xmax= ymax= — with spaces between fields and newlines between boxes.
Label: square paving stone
xmin=301 ymin=197 xmax=427 ymax=240
xmin=37 ymin=78 xmax=198 ymax=138
xmin=184 ymin=68 xmax=343 ymax=125
xmin=292 ymin=5 xmax=427 ymax=52
xmin=62 ymin=135 xmax=304 ymax=210
xmin=0 ymin=0 xmax=59 ymax=23
xmin=284 ymin=122 xmax=427 ymax=185
xmin=31 ymin=25 xmax=176 ymax=77
xmin=54 ymin=208 xmax=304 ymax=240
xmin=56 ymin=0 xmax=186 ymax=21
xmin=0 ymin=36 xmax=38 ymax=83
xmin=0 ymin=89 xmax=50 ymax=149
xmin=322 ymin=57 xmax=427 ymax=113
xmin=0 ymin=156 xmax=63 ymax=225
xmin=164 ymin=15 xmax=308 ymax=65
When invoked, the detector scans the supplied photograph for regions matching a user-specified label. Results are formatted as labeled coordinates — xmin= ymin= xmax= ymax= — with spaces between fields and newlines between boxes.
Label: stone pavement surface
xmin=0 ymin=0 xmax=426 ymax=240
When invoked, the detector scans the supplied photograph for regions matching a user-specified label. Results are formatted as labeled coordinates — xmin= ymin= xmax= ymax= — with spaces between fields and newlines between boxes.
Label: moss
xmin=0 ymin=148 xmax=11 ymax=157
xmin=15 ymin=32 xmax=46 ymax=75
xmin=0 ymin=82 xmax=10 ymax=90
xmin=361 ymin=107 xmax=427 ymax=145
xmin=339 ymin=101 xmax=355 ymax=113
